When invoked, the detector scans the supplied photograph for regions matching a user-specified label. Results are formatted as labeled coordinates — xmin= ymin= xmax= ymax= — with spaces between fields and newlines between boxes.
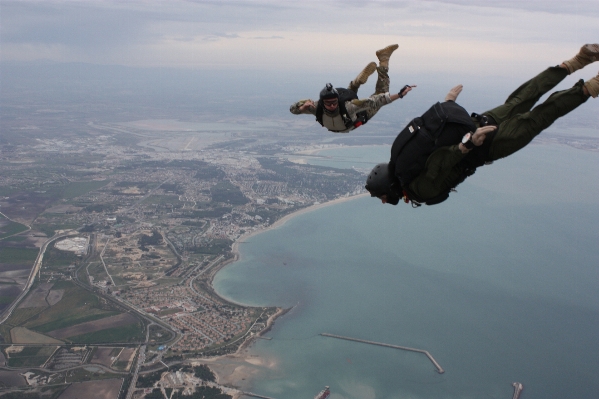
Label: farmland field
xmin=2 ymin=279 xmax=144 ymax=346
xmin=61 ymin=180 xmax=110 ymax=200
xmin=0 ymin=215 xmax=29 ymax=239
xmin=113 ymin=347 xmax=136 ymax=371
xmin=0 ymin=370 xmax=27 ymax=387
xmin=90 ymin=347 xmax=123 ymax=368
xmin=0 ymin=247 xmax=38 ymax=264
xmin=47 ymin=313 xmax=138 ymax=339
xmin=10 ymin=327 xmax=63 ymax=344
xmin=59 ymin=378 xmax=123 ymax=399
xmin=32 ymin=311 xmax=120 ymax=333
xmin=18 ymin=282 xmax=54 ymax=308
xmin=68 ymin=322 xmax=145 ymax=344
xmin=5 ymin=345 xmax=57 ymax=367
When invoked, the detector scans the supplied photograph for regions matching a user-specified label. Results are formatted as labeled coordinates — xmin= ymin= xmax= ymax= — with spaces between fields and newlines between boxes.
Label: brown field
xmin=59 ymin=378 xmax=124 ymax=399
xmin=10 ymin=327 xmax=63 ymax=344
xmin=90 ymin=347 xmax=123 ymax=368
xmin=0 ymin=267 xmax=29 ymax=312
xmin=0 ymin=370 xmax=27 ymax=387
xmin=47 ymin=313 xmax=138 ymax=340
xmin=115 ymin=347 xmax=137 ymax=371
xmin=0 ymin=192 xmax=54 ymax=225
xmin=18 ymin=282 xmax=54 ymax=308
xmin=46 ymin=289 xmax=64 ymax=306
xmin=0 ymin=266 xmax=30 ymax=283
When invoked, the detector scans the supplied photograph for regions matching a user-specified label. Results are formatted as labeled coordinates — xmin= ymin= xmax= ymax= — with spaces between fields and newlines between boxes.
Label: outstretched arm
xmin=389 ymin=85 xmax=417 ymax=101
xmin=290 ymin=99 xmax=317 ymax=115
xmin=445 ymin=85 xmax=463 ymax=102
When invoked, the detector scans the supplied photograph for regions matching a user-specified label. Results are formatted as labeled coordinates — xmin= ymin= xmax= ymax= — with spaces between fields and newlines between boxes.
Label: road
xmin=126 ymin=344 xmax=146 ymax=399
xmin=0 ymin=231 xmax=75 ymax=325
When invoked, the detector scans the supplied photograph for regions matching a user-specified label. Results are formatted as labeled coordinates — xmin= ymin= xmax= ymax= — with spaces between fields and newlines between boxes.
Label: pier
xmin=242 ymin=392 xmax=277 ymax=399
xmin=512 ymin=382 xmax=523 ymax=399
xmin=320 ymin=333 xmax=445 ymax=374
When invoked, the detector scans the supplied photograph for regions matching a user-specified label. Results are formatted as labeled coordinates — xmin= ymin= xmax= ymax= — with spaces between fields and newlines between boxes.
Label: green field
xmin=42 ymin=247 xmax=80 ymax=269
xmin=7 ymin=355 xmax=49 ymax=367
xmin=0 ymin=295 xmax=17 ymax=305
xmin=6 ymin=346 xmax=56 ymax=367
xmin=0 ymin=279 xmax=147 ymax=345
xmin=0 ymin=247 xmax=38 ymax=263
xmin=68 ymin=322 xmax=145 ymax=344
xmin=33 ymin=222 xmax=80 ymax=239
xmin=2 ymin=235 xmax=28 ymax=242
xmin=22 ymin=281 xmax=109 ymax=332
xmin=61 ymin=180 xmax=110 ymax=199
xmin=0 ymin=220 xmax=29 ymax=240
xmin=2 ymin=308 xmax=46 ymax=330
xmin=32 ymin=311 xmax=120 ymax=333
xmin=65 ymin=366 xmax=123 ymax=383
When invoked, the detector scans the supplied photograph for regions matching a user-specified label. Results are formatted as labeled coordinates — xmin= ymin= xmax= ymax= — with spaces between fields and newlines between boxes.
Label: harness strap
xmin=402 ymin=190 xmax=422 ymax=208
xmin=471 ymin=112 xmax=497 ymax=127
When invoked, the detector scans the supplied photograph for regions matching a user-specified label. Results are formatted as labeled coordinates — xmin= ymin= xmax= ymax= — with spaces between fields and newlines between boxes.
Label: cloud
xmin=424 ymin=0 xmax=599 ymax=17
xmin=202 ymin=33 xmax=241 ymax=42
xmin=251 ymin=36 xmax=284 ymax=40
xmin=1 ymin=0 xmax=597 ymax=78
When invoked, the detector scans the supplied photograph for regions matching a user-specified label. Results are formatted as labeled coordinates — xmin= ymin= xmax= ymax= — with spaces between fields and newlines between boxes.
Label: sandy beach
xmin=232 ymin=193 xmax=368 ymax=253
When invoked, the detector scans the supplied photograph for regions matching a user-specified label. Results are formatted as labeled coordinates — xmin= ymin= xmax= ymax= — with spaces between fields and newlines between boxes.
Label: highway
xmin=0 ymin=231 xmax=75 ymax=325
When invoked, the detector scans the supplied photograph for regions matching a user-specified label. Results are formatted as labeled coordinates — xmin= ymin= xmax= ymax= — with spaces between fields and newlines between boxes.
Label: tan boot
xmin=584 ymin=71 xmax=599 ymax=98
xmin=376 ymin=44 xmax=399 ymax=68
xmin=354 ymin=62 xmax=377 ymax=86
xmin=563 ymin=43 xmax=599 ymax=74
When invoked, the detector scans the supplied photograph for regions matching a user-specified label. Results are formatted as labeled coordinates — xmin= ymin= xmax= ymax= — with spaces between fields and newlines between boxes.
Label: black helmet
xmin=365 ymin=163 xmax=401 ymax=205
xmin=319 ymin=83 xmax=339 ymax=101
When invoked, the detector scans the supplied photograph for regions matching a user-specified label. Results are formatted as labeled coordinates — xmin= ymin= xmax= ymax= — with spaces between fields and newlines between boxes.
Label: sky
xmin=1 ymin=0 xmax=598 ymax=80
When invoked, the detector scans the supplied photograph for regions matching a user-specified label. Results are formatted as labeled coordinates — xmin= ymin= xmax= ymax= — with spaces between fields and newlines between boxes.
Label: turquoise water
xmin=213 ymin=143 xmax=599 ymax=399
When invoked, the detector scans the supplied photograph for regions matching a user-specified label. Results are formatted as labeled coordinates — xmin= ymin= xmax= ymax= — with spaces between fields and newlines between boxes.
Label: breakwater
xmin=320 ymin=333 xmax=445 ymax=374
xmin=512 ymin=382 xmax=523 ymax=399
xmin=242 ymin=392 xmax=277 ymax=399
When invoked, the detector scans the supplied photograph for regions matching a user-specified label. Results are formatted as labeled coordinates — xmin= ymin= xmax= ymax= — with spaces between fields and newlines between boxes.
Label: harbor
xmin=320 ymin=333 xmax=445 ymax=374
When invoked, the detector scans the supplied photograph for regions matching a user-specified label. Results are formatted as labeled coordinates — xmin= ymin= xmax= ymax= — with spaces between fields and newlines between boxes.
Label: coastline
xmin=209 ymin=192 xmax=368 ymax=295
xmin=233 ymin=193 xmax=368 ymax=254
xmin=203 ymin=193 xmax=367 ymax=396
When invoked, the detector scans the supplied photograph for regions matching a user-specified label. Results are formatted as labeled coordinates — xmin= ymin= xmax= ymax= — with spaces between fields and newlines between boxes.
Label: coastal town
xmin=0 ymin=110 xmax=367 ymax=399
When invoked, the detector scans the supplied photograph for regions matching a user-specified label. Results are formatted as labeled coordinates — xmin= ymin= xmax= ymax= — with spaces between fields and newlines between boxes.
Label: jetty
xmin=512 ymin=382 xmax=523 ymax=399
xmin=320 ymin=333 xmax=445 ymax=374
xmin=242 ymin=392 xmax=277 ymax=399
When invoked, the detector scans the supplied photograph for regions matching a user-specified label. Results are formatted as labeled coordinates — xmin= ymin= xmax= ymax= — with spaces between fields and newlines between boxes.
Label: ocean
xmin=213 ymin=142 xmax=599 ymax=399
